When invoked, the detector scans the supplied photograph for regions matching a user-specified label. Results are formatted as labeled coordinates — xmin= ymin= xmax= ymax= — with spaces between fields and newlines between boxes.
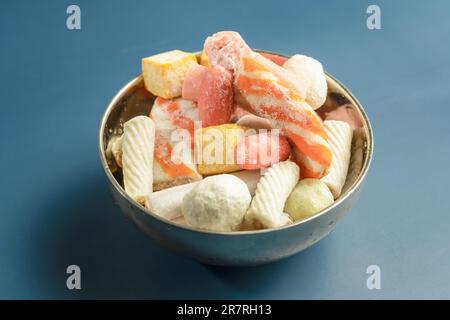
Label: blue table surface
xmin=1 ymin=0 xmax=449 ymax=299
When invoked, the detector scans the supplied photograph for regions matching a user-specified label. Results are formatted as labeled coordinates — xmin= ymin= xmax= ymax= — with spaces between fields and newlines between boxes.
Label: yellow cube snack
xmin=142 ymin=50 xmax=198 ymax=99
xmin=195 ymin=124 xmax=248 ymax=175
xmin=200 ymin=50 xmax=209 ymax=66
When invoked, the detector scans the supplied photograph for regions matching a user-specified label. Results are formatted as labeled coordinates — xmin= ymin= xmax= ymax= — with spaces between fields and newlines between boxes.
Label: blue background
xmin=1 ymin=0 xmax=449 ymax=299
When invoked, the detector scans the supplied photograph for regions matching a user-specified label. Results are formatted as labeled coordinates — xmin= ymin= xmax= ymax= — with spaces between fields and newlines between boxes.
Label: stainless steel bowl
xmin=98 ymin=51 xmax=373 ymax=266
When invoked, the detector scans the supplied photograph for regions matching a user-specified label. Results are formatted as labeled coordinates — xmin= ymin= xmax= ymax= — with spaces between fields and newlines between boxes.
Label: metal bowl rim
xmin=98 ymin=50 xmax=374 ymax=236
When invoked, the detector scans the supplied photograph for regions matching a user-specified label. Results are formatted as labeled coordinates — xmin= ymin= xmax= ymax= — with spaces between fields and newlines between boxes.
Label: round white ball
xmin=182 ymin=174 xmax=251 ymax=232
xmin=283 ymin=54 xmax=327 ymax=110
xmin=284 ymin=179 xmax=334 ymax=221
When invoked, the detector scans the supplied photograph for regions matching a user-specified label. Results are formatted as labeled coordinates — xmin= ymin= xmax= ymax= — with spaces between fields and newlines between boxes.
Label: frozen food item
xmin=182 ymin=64 xmax=207 ymax=101
xmin=236 ymin=114 xmax=273 ymax=130
xmin=105 ymin=135 xmax=123 ymax=172
xmin=316 ymin=100 xmax=363 ymax=129
xmin=245 ymin=161 xmax=299 ymax=229
xmin=204 ymin=31 xmax=308 ymax=98
xmin=282 ymin=54 xmax=327 ymax=110
xmin=146 ymin=170 xmax=261 ymax=222
xmin=251 ymin=55 xmax=309 ymax=100
xmin=284 ymin=179 xmax=334 ymax=221
xmin=182 ymin=174 xmax=252 ymax=232
xmin=343 ymin=127 xmax=365 ymax=192
xmin=122 ymin=116 xmax=156 ymax=205
xmin=232 ymin=105 xmax=273 ymax=129
xmin=203 ymin=31 xmax=252 ymax=72
xmin=260 ymin=52 xmax=288 ymax=66
xmin=321 ymin=120 xmax=353 ymax=199
xmin=150 ymin=97 xmax=202 ymax=190
xmin=236 ymin=132 xmax=291 ymax=170
xmin=142 ymin=50 xmax=197 ymax=99
xmin=183 ymin=63 xmax=234 ymax=127
xmin=197 ymin=65 xmax=234 ymax=127
xmin=195 ymin=123 xmax=247 ymax=175
xmin=203 ymin=31 xmax=331 ymax=178
xmin=146 ymin=181 xmax=199 ymax=220
xmin=235 ymin=55 xmax=332 ymax=178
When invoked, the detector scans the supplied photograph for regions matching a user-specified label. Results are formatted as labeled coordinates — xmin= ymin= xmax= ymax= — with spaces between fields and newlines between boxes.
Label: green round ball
xmin=284 ymin=179 xmax=334 ymax=221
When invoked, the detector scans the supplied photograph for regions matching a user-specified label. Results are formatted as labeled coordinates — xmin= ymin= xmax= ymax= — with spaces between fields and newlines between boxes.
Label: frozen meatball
xmin=182 ymin=174 xmax=251 ymax=232
xmin=284 ymin=179 xmax=334 ymax=221
xmin=283 ymin=54 xmax=327 ymax=110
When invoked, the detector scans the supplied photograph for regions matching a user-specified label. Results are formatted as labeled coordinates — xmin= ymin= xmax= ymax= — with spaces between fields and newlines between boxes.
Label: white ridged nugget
xmin=321 ymin=120 xmax=353 ymax=199
xmin=122 ymin=116 xmax=156 ymax=205
xmin=245 ymin=161 xmax=300 ymax=229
